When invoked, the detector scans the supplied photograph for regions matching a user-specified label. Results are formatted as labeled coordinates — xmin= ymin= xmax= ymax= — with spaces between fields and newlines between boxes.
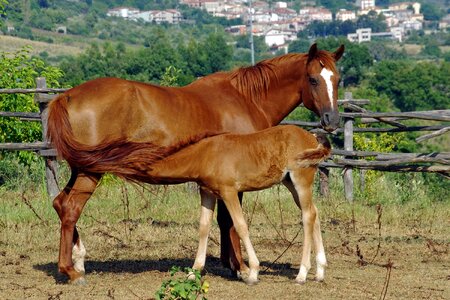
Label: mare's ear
xmin=333 ymin=44 xmax=345 ymax=61
xmin=307 ymin=43 xmax=318 ymax=64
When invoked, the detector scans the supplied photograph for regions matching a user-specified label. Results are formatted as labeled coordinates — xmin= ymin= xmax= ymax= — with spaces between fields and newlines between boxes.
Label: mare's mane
xmin=228 ymin=50 xmax=337 ymax=103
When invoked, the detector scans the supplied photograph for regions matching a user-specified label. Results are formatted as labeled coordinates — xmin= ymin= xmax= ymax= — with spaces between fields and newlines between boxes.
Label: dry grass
xmin=0 ymin=182 xmax=449 ymax=300
xmin=0 ymin=35 xmax=83 ymax=58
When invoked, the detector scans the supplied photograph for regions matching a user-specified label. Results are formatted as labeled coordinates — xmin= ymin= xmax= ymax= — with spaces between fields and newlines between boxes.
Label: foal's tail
xmin=296 ymin=134 xmax=331 ymax=167
xmin=47 ymin=94 xmax=169 ymax=180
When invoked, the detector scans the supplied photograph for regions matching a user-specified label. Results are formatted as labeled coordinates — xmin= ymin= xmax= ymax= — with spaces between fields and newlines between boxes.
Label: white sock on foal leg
xmin=72 ymin=240 xmax=86 ymax=274
xmin=315 ymin=251 xmax=327 ymax=281
xmin=296 ymin=263 xmax=311 ymax=284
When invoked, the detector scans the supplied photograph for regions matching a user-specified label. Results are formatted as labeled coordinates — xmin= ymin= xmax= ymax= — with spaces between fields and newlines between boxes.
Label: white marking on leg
xmin=72 ymin=240 xmax=86 ymax=274
xmin=192 ymin=191 xmax=216 ymax=278
xmin=316 ymin=251 xmax=327 ymax=281
xmin=320 ymin=67 xmax=335 ymax=110
xmin=296 ymin=264 xmax=310 ymax=284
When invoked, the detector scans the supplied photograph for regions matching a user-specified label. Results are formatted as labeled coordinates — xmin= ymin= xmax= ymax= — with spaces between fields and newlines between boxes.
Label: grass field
xmin=0 ymin=35 xmax=83 ymax=59
xmin=0 ymin=174 xmax=449 ymax=299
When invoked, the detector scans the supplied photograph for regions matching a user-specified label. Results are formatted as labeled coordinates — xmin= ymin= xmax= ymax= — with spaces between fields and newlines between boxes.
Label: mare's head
xmin=302 ymin=43 xmax=344 ymax=132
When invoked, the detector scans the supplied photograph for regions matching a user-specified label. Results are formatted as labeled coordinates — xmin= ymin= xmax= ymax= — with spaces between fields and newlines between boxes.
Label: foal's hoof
xmin=187 ymin=271 xmax=197 ymax=281
xmin=70 ymin=277 xmax=87 ymax=285
xmin=295 ymin=278 xmax=306 ymax=285
xmin=315 ymin=276 xmax=325 ymax=283
xmin=240 ymin=273 xmax=259 ymax=286
xmin=243 ymin=277 xmax=259 ymax=286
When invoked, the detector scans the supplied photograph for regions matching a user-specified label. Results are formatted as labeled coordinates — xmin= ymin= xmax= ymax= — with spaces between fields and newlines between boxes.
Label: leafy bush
xmin=354 ymin=128 xmax=405 ymax=201
xmin=0 ymin=47 xmax=63 ymax=184
xmin=156 ymin=267 xmax=209 ymax=300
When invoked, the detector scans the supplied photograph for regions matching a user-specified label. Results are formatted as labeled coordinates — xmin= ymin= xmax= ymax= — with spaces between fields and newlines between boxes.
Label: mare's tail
xmin=296 ymin=134 xmax=331 ymax=167
xmin=47 ymin=94 xmax=169 ymax=181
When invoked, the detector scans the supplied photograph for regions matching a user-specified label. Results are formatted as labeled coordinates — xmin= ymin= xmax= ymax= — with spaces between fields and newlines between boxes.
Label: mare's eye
xmin=309 ymin=77 xmax=318 ymax=86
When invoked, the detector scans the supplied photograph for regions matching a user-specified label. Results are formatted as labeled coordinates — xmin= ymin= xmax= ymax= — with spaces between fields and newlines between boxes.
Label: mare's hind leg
xmin=54 ymin=171 xmax=100 ymax=284
xmin=192 ymin=189 xmax=217 ymax=273
xmin=53 ymin=169 xmax=86 ymax=274
xmin=287 ymin=169 xmax=326 ymax=284
xmin=221 ymin=189 xmax=259 ymax=285
xmin=53 ymin=170 xmax=86 ymax=274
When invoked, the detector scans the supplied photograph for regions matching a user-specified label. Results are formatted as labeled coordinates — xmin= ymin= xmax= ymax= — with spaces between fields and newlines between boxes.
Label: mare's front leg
xmin=288 ymin=169 xmax=326 ymax=283
xmin=192 ymin=190 xmax=216 ymax=274
xmin=54 ymin=172 xmax=100 ymax=284
xmin=221 ymin=189 xmax=259 ymax=285
xmin=217 ymin=192 xmax=248 ymax=276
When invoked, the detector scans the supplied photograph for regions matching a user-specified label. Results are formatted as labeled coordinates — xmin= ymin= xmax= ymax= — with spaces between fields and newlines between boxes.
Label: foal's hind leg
xmin=221 ymin=189 xmax=259 ymax=285
xmin=289 ymin=169 xmax=326 ymax=284
xmin=54 ymin=171 xmax=100 ymax=284
xmin=217 ymin=193 xmax=248 ymax=277
xmin=192 ymin=189 xmax=216 ymax=273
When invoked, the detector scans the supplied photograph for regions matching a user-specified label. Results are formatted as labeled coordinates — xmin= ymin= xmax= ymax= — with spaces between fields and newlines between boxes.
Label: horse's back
xmin=54 ymin=77 xmax=265 ymax=146
xmin=54 ymin=78 xmax=214 ymax=146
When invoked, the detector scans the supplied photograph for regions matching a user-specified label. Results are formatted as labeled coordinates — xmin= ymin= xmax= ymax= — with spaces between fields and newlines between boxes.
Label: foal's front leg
xmin=192 ymin=190 xmax=216 ymax=273
xmin=290 ymin=169 xmax=326 ymax=284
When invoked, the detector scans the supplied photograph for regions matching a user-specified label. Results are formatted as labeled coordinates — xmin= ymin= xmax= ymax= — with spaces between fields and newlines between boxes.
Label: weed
xmin=155 ymin=266 xmax=209 ymax=300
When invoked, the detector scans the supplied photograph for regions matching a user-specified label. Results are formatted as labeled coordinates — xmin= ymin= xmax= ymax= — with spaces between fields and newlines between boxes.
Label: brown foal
xmin=147 ymin=125 xmax=331 ymax=284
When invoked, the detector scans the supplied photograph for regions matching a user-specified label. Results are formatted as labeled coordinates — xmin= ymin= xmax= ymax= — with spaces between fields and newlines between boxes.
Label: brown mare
xmin=47 ymin=43 xmax=344 ymax=284
xmin=147 ymin=125 xmax=332 ymax=284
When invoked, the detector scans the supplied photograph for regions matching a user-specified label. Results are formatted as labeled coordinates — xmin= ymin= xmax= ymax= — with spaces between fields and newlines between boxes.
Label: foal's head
xmin=302 ymin=43 xmax=344 ymax=132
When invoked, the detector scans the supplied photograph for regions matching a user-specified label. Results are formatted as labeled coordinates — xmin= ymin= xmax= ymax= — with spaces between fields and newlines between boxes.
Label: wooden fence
xmin=1 ymin=78 xmax=449 ymax=201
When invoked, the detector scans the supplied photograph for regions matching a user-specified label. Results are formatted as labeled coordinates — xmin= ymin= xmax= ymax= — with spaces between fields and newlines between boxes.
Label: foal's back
xmin=150 ymin=125 xmax=321 ymax=193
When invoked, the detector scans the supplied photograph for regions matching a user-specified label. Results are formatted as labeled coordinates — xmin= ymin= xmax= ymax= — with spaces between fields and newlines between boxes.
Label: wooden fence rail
xmin=1 ymin=78 xmax=449 ymax=201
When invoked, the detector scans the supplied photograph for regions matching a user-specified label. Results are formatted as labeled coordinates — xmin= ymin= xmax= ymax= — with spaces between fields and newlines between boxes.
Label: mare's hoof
xmin=315 ymin=277 xmax=325 ymax=283
xmin=70 ymin=277 xmax=87 ymax=285
xmin=295 ymin=279 xmax=306 ymax=285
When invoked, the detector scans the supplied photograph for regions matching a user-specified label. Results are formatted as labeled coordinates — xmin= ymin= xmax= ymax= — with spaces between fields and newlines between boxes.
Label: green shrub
xmin=156 ymin=266 xmax=209 ymax=300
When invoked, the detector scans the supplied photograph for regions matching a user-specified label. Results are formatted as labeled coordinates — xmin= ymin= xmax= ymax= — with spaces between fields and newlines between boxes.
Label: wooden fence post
xmin=359 ymin=169 xmax=366 ymax=194
xmin=35 ymin=77 xmax=59 ymax=199
xmin=343 ymin=92 xmax=354 ymax=202
xmin=319 ymin=167 xmax=329 ymax=198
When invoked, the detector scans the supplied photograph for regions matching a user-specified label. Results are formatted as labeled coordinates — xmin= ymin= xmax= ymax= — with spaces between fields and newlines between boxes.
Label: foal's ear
xmin=307 ymin=43 xmax=318 ymax=64
xmin=333 ymin=44 xmax=345 ymax=62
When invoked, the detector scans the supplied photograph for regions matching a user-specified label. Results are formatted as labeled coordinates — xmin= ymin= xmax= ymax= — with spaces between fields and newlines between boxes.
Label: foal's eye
xmin=309 ymin=77 xmax=319 ymax=86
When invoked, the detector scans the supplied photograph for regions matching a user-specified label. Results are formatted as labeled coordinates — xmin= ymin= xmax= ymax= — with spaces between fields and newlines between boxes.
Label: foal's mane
xmin=229 ymin=50 xmax=337 ymax=103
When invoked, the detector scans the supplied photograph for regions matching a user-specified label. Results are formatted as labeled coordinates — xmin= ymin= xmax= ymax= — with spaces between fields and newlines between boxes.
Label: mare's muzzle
xmin=320 ymin=111 xmax=340 ymax=132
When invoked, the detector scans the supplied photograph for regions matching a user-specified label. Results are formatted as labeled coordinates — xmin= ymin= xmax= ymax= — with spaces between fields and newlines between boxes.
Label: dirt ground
xmin=1 ymin=210 xmax=449 ymax=300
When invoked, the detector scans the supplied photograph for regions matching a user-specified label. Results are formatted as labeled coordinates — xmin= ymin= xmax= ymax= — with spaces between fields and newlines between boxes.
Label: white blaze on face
xmin=320 ymin=67 xmax=335 ymax=110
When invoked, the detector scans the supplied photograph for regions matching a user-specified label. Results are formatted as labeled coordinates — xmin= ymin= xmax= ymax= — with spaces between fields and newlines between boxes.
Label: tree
xmin=421 ymin=3 xmax=444 ymax=21
xmin=288 ymin=39 xmax=311 ymax=54
xmin=202 ymin=33 xmax=233 ymax=73
xmin=235 ymin=34 xmax=269 ymax=62
xmin=0 ymin=0 xmax=7 ymax=26
xmin=420 ymin=42 xmax=442 ymax=58
xmin=0 ymin=47 xmax=63 ymax=166
xmin=371 ymin=60 xmax=449 ymax=111
xmin=356 ymin=10 xmax=387 ymax=33
xmin=37 ymin=0 xmax=49 ymax=8
xmin=367 ymin=42 xmax=407 ymax=61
